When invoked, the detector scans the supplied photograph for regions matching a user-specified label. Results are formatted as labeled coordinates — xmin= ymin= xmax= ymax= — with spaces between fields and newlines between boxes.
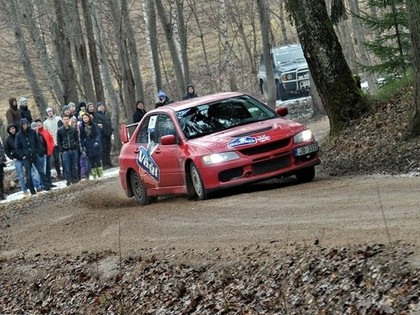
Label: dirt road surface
xmin=1 ymin=171 xmax=419 ymax=259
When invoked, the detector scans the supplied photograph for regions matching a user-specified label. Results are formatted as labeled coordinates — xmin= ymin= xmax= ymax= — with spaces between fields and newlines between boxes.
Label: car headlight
xmin=294 ymin=130 xmax=314 ymax=144
xmin=281 ymin=73 xmax=294 ymax=81
xmin=202 ymin=152 xmax=240 ymax=165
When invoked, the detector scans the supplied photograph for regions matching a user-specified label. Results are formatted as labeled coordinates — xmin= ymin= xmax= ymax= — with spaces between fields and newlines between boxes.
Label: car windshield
xmin=274 ymin=47 xmax=304 ymax=65
xmin=176 ymin=95 xmax=276 ymax=140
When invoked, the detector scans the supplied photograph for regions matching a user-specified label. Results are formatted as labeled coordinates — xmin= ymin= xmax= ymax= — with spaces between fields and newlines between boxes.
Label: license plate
xmin=300 ymin=80 xmax=310 ymax=88
xmin=294 ymin=142 xmax=319 ymax=157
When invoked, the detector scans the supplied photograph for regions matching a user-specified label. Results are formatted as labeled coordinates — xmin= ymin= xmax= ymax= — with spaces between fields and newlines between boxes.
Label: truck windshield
xmin=274 ymin=47 xmax=304 ymax=65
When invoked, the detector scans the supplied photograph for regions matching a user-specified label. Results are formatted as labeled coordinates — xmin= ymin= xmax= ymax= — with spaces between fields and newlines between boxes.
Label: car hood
xmin=275 ymin=60 xmax=308 ymax=72
xmin=188 ymin=118 xmax=306 ymax=152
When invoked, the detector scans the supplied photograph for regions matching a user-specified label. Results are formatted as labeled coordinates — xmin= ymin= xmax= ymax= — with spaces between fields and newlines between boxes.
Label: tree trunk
xmin=81 ymin=0 xmax=104 ymax=103
xmin=187 ymin=0 xmax=214 ymax=93
xmin=122 ymin=0 xmax=144 ymax=103
xmin=286 ymin=0 xmax=370 ymax=135
xmin=348 ymin=0 xmax=377 ymax=94
xmin=220 ymin=0 xmax=238 ymax=92
xmin=52 ymin=0 xmax=78 ymax=104
xmin=406 ymin=0 xmax=420 ymax=136
xmin=89 ymin=0 xmax=121 ymax=152
xmin=66 ymin=0 xmax=95 ymax=103
xmin=155 ymin=0 xmax=185 ymax=99
xmin=144 ymin=0 xmax=162 ymax=96
xmin=256 ymin=0 xmax=276 ymax=109
xmin=279 ymin=0 xmax=288 ymax=43
xmin=176 ymin=0 xmax=191 ymax=87
xmin=3 ymin=0 xmax=47 ymax=114
xmin=20 ymin=0 xmax=64 ymax=108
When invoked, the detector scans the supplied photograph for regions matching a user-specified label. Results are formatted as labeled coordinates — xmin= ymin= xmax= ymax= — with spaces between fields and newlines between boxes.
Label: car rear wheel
xmin=295 ymin=166 xmax=315 ymax=183
xmin=190 ymin=163 xmax=208 ymax=200
xmin=130 ymin=171 xmax=150 ymax=205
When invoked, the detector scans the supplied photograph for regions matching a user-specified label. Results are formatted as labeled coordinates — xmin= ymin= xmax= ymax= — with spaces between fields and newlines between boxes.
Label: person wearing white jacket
xmin=43 ymin=107 xmax=63 ymax=179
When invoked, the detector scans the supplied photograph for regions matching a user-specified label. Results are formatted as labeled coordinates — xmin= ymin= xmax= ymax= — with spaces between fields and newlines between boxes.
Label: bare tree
xmin=52 ymin=0 xmax=78 ymax=104
xmin=219 ymin=0 xmax=238 ymax=92
xmin=2 ymin=0 xmax=47 ymax=114
xmin=406 ymin=0 xmax=420 ymax=136
xmin=256 ymin=0 xmax=276 ymax=109
xmin=81 ymin=0 xmax=104 ymax=103
xmin=155 ymin=0 xmax=185 ymax=98
xmin=19 ymin=0 xmax=64 ymax=107
xmin=286 ymin=0 xmax=370 ymax=134
xmin=143 ymin=0 xmax=162 ymax=97
xmin=68 ymin=0 xmax=96 ymax=103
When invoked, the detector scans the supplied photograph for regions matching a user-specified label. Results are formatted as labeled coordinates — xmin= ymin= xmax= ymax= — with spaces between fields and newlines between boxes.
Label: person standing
xmin=6 ymin=97 xmax=21 ymax=129
xmin=132 ymin=100 xmax=147 ymax=123
xmin=57 ymin=115 xmax=80 ymax=186
xmin=4 ymin=124 xmax=27 ymax=197
xmin=15 ymin=118 xmax=51 ymax=195
xmin=36 ymin=119 xmax=55 ymax=188
xmin=95 ymin=102 xmax=114 ymax=169
xmin=80 ymin=112 xmax=103 ymax=179
xmin=182 ymin=84 xmax=198 ymax=100
xmin=154 ymin=90 xmax=173 ymax=108
xmin=0 ymin=137 xmax=8 ymax=200
xmin=18 ymin=96 xmax=33 ymax=123
xmin=43 ymin=107 xmax=63 ymax=179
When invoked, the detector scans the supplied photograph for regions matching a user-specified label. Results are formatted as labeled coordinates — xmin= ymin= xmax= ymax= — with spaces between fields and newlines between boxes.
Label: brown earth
xmin=0 ymin=93 xmax=419 ymax=313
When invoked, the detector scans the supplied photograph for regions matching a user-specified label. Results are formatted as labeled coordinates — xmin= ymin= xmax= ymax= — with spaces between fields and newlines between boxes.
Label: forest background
xmin=0 ymin=0 xmax=418 ymax=151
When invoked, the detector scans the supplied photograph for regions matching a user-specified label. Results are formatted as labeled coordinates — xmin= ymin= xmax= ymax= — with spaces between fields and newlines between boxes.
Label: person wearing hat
xmin=5 ymin=124 xmax=27 ymax=197
xmin=95 ymin=102 xmax=114 ymax=169
xmin=15 ymin=118 xmax=51 ymax=195
xmin=154 ymin=90 xmax=173 ymax=109
xmin=6 ymin=97 xmax=21 ymax=130
xmin=18 ymin=96 xmax=33 ymax=123
xmin=182 ymin=84 xmax=198 ymax=100
xmin=43 ymin=107 xmax=63 ymax=179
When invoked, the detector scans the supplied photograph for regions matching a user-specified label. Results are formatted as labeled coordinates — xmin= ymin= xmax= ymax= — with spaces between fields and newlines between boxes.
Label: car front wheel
xmin=295 ymin=166 xmax=315 ymax=183
xmin=190 ymin=163 xmax=208 ymax=200
xmin=130 ymin=171 xmax=150 ymax=205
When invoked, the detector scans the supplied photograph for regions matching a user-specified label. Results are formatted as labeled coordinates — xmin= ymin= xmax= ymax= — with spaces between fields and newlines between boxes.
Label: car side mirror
xmin=161 ymin=134 xmax=177 ymax=145
xmin=275 ymin=106 xmax=288 ymax=117
xmin=120 ymin=124 xmax=129 ymax=143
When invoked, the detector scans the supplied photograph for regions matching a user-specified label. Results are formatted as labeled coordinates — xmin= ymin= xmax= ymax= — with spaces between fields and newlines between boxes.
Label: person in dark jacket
xmin=6 ymin=97 xmax=21 ymax=130
xmin=18 ymin=97 xmax=33 ymax=123
xmin=15 ymin=118 xmax=51 ymax=195
xmin=0 ymin=137 xmax=8 ymax=199
xmin=57 ymin=115 xmax=80 ymax=186
xmin=4 ymin=124 xmax=27 ymax=196
xmin=95 ymin=102 xmax=114 ymax=169
xmin=182 ymin=84 xmax=198 ymax=100
xmin=154 ymin=90 xmax=173 ymax=108
xmin=80 ymin=112 xmax=103 ymax=179
xmin=132 ymin=100 xmax=147 ymax=123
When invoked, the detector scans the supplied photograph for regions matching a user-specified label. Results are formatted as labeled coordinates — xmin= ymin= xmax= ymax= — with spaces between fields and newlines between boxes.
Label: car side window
xmin=136 ymin=115 xmax=157 ymax=144
xmin=156 ymin=114 xmax=176 ymax=142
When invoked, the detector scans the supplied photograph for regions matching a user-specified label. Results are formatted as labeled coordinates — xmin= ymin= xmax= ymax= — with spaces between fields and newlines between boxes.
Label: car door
xmin=134 ymin=113 xmax=184 ymax=189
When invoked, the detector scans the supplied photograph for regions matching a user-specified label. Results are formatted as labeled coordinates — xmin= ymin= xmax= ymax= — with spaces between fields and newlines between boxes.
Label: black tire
xmin=276 ymin=81 xmax=289 ymax=101
xmin=130 ymin=171 xmax=150 ymax=205
xmin=190 ymin=162 xmax=208 ymax=200
xmin=261 ymin=81 xmax=268 ymax=99
xmin=295 ymin=166 xmax=315 ymax=183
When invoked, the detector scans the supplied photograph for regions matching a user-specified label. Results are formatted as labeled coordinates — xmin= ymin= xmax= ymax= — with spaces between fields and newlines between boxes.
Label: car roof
xmin=150 ymin=91 xmax=247 ymax=113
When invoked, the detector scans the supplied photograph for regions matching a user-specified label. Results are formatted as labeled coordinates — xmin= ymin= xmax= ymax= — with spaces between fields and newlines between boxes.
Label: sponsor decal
xmin=136 ymin=146 xmax=160 ymax=186
xmin=227 ymin=134 xmax=271 ymax=148
xmin=256 ymin=135 xmax=271 ymax=143
xmin=228 ymin=136 xmax=257 ymax=148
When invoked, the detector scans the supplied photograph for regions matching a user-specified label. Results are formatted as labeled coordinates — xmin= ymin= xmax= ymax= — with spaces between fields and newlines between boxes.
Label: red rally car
xmin=119 ymin=92 xmax=320 ymax=205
